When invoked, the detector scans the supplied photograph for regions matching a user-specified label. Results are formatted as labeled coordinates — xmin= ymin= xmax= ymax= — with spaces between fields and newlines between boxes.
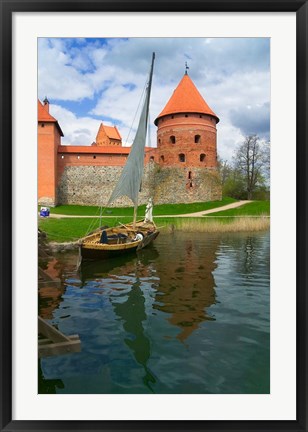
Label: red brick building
xmin=38 ymin=98 xmax=64 ymax=206
xmin=38 ymin=73 xmax=221 ymax=206
xmin=149 ymin=72 xmax=218 ymax=166
xmin=93 ymin=122 xmax=122 ymax=147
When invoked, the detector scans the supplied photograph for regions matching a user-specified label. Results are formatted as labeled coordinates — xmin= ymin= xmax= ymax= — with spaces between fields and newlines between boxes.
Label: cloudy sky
xmin=38 ymin=37 xmax=270 ymax=161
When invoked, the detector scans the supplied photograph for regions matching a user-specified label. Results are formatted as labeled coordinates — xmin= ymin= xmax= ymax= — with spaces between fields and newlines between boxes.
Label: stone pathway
xmin=43 ymin=200 xmax=252 ymax=219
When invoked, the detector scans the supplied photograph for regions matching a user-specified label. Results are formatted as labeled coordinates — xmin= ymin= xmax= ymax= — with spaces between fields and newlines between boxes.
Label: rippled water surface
xmin=39 ymin=231 xmax=270 ymax=394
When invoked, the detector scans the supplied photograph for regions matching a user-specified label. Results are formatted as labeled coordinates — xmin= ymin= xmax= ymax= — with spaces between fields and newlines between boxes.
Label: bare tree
xmin=217 ymin=156 xmax=232 ymax=186
xmin=233 ymin=135 xmax=268 ymax=200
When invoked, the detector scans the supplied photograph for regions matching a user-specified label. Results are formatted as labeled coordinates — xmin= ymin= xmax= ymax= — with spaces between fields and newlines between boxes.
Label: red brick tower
xmin=154 ymin=72 xmax=219 ymax=167
xmin=150 ymin=72 xmax=221 ymax=203
xmin=38 ymin=98 xmax=64 ymax=206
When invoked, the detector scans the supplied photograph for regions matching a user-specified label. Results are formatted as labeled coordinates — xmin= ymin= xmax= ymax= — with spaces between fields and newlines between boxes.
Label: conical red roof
xmin=38 ymin=100 xmax=57 ymax=122
xmin=154 ymin=73 xmax=219 ymax=125
xmin=38 ymin=100 xmax=64 ymax=136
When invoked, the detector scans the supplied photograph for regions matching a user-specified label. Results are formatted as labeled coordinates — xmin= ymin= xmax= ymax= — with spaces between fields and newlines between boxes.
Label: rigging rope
xmin=82 ymin=70 xmax=151 ymax=236
xmin=124 ymin=79 xmax=147 ymax=146
xmin=147 ymin=112 xmax=152 ymax=148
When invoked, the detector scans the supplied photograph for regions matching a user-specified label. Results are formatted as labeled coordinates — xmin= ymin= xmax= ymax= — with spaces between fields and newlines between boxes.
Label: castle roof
xmin=38 ymin=100 xmax=64 ymax=136
xmin=154 ymin=73 xmax=219 ymax=125
xmin=96 ymin=123 xmax=122 ymax=141
xmin=104 ymin=124 xmax=121 ymax=140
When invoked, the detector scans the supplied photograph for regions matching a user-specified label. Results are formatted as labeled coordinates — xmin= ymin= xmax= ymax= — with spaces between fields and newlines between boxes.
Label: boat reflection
xmin=112 ymin=277 xmax=156 ymax=392
xmin=79 ymin=246 xmax=159 ymax=281
xmin=80 ymin=247 xmax=159 ymax=392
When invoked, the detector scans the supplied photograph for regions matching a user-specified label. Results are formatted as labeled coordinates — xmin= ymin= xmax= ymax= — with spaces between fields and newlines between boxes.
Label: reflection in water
xmin=38 ymin=359 xmax=64 ymax=394
xmin=38 ymin=257 xmax=65 ymax=319
xmin=112 ymin=277 xmax=156 ymax=392
xmin=80 ymin=247 xmax=159 ymax=282
xmin=81 ymin=251 xmax=158 ymax=392
xmin=153 ymin=235 xmax=219 ymax=341
xmin=38 ymin=231 xmax=270 ymax=394
xmin=235 ymin=234 xmax=270 ymax=277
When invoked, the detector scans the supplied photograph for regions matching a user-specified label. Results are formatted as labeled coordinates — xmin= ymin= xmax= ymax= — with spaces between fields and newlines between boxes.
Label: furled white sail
xmin=108 ymin=53 xmax=155 ymax=207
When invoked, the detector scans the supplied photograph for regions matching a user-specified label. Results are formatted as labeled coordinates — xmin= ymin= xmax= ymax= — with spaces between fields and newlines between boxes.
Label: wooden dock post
xmin=38 ymin=316 xmax=81 ymax=358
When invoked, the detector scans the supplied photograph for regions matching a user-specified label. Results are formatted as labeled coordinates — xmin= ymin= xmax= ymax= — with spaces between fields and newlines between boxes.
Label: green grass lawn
xmin=39 ymin=217 xmax=133 ymax=242
xmin=208 ymin=200 xmax=270 ymax=216
xmin=38 ymin=216 xmax=234 ymax=242
xmin=40 ymin=196 xmax=236 ymax=217
xmin=38 ymin=198 xmax=270 ymax=243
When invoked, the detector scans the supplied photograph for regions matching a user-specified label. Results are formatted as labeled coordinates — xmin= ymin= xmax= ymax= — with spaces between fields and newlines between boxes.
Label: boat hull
xmin=80 ymin=220 xmax=159 ymax=261
xmin=81 ymin=241 xmax=140 ymax=260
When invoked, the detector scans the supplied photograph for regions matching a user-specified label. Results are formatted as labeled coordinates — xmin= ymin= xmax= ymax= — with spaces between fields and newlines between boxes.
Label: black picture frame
xmin=1 ymin=1 xmax=307 ymax=431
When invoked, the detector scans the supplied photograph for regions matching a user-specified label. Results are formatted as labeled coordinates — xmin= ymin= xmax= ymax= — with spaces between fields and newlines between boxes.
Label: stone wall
xmin=152 ymin=165 xmax=222 ymax=204
xmin=58 ymin=166 xmax=124 ymax=206
xmin=56 ymin=162 xmax=221 ymax=206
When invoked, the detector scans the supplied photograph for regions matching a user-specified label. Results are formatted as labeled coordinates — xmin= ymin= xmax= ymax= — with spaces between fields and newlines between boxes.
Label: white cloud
xmin=38 ymin=37 xmax=270 ymax=160
xmin=50 ymin=105 xmax=99 ymax=145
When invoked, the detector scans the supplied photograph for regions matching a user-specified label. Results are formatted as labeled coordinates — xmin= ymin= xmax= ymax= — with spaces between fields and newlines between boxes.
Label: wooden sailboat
xmin=79 ymin=53 xmax=159 ymax=261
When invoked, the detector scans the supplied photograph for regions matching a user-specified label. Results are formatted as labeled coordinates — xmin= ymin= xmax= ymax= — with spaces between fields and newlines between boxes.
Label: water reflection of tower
xmin=38 ymin=252 xmax=80 ymax=319
xmin=38 ymin=257 xmax=65 ymax=320
xmin=153 ymin=233 xmax=220 ymax=342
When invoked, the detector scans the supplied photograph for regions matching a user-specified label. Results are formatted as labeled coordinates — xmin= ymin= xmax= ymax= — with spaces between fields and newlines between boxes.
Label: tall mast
xmin=133 ymin=52 xmax=155 ymax=228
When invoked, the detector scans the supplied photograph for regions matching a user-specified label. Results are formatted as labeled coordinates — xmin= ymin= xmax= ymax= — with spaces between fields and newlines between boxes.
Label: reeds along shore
xmin=162 ymin=216 xmax=270 ymax=233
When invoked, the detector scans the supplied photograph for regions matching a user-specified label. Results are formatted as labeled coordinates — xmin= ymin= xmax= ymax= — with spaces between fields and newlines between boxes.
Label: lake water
xmin=39 ymin=230 xmax=270 ymax=394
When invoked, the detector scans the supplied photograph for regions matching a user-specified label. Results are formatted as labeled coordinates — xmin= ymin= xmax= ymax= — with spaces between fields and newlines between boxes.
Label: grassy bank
xmin=39 ymin=216 xmax=131 ymax=242
xmin=40 ymin=197 xmax=236 ymax=217
xmin=208 ymin=200 xmax=270 ymax=216
xmin=39 ymin=214 xmax=270 ymax=243
xmin=159 ymin=217 xmax=270 ymax=233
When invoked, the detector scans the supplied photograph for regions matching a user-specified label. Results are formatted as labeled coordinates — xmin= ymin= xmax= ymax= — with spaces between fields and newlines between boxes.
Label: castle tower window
xmin=185 ymin=114 xmax=188 ymax=118
xmin=179 ymin=153 xmax=185 ymax=163
xmin=188 ymin=171 xmax=192 ymax=179
xmin=150 ymin=156 xmax=155 ymax=162
xmin=160 ymin=155 xmax=165 ymax=162
xmin=158 ymin=138 xmax=161 ymax=145
xmin=170 ymin=135 xmax=176 ymax=144
xmin=195 ymin=135 xmax=201 ymax=144
xmin=200 ymin=153 xmax=206 ymax=162
xmin=41 ymin=123 xmax=45 ymax=127
xmin=93 ymin=155 xmax=96 ymax=159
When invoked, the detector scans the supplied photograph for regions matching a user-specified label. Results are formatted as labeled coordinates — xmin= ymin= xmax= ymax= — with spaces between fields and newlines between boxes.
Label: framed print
xmin=1 ymin=0 xmax=307 ymax=431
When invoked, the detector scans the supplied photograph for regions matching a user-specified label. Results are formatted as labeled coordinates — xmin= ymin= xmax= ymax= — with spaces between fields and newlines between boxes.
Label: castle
xmin=38 ymin=72 xmax=222 ymax=207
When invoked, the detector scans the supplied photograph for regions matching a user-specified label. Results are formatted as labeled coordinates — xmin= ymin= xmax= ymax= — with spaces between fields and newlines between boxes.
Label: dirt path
xmin=171 ymin=200 xmax=252 ymax=217
xmin=44 ymin=200 xmax=252 ymax=219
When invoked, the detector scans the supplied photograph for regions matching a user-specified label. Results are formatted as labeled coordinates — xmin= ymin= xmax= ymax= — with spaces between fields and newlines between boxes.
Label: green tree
xmin=233 ymin=135 xmax=269 ymax=200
